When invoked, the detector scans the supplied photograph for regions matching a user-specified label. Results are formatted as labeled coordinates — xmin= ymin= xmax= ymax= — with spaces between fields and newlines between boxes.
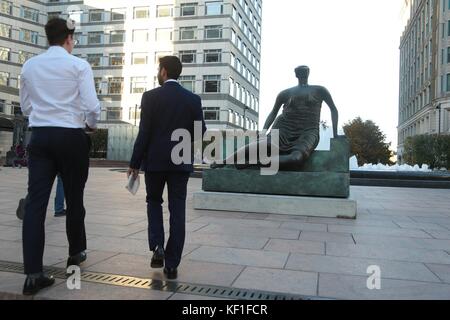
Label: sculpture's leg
xmin=277 ymin=150 xmax=307 ymax=170
xmin=210 ymin=138 xmax=271 ymax=169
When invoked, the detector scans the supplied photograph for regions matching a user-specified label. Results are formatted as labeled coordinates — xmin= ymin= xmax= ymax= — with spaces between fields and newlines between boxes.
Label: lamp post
xmin=436 ymin=103 xmax=441 ymax=135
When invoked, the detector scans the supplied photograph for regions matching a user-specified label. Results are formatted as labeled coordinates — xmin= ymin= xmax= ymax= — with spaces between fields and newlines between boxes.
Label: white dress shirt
xmin=20 ymin=46 xmax=100 ymax=129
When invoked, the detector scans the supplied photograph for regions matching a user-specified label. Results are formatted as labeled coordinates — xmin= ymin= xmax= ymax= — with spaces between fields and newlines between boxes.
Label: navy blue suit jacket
xmin=129 ymin=82 xmax=207 ymax=172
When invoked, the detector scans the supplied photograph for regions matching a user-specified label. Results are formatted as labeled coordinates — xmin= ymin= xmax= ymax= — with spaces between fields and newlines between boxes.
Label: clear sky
xmin=259 ymin=0 xmax=405 ymax=151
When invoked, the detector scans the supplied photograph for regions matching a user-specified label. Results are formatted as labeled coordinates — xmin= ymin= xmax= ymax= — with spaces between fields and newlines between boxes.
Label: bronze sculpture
xmin=211 ymin=66 xmax=339 ymax=171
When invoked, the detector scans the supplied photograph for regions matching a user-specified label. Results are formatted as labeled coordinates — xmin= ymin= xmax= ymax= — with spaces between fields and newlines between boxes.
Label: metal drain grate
xmin=0 ymin=260 xmax=319 ymax=300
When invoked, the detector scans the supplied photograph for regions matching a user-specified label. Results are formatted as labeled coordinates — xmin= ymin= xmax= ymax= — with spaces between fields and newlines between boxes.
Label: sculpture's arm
xmin=321 ymin=87 xmax=339 ymax=138
xmin=263 ymin=91 xmax=286 ymax=130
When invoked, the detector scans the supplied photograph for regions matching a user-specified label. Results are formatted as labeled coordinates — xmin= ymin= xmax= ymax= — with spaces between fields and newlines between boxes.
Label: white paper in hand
xmin=126 ymin=175 xmax=140 ymax=195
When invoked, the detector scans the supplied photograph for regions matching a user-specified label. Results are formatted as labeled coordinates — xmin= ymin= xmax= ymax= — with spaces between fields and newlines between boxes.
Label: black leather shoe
xmin=67 ymin=251 xmax=87 ymax=267
xmin=54 ymin=210 xmax=66 ymax=217
xmin=16 ymin=198 xmax=26 ymax=221
xmin=163 ymin=267 xmax=177 ymax=280
xmin=150 ymin=246 xmax=164 ymax=268
xmin=23 ymin=273 xmax=55 ymax=295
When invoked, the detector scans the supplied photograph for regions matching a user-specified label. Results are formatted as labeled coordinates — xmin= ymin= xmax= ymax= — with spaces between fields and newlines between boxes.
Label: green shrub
xmin=89 ymin=129 xmax=108 ymax=159
xmin=403 ymin=134 xmax=450 ymax=169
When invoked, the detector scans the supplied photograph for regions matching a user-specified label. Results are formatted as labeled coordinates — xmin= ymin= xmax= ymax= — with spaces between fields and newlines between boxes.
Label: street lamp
xmin=134 ymin=104 xmax=138 ymax=126
xmin=436 ymin=103 xmax=441 ymax=135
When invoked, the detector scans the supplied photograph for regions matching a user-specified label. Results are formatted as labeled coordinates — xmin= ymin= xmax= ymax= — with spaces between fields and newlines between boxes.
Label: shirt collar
xmin=47 ymin=46 xmax=70 ymax=55
xmin=164 ymin=79 xmax=178 ymax=84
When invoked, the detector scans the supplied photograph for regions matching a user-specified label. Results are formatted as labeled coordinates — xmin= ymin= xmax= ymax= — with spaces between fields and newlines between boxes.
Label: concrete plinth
xmin=193 ymin=191 xmax=357 ymax=219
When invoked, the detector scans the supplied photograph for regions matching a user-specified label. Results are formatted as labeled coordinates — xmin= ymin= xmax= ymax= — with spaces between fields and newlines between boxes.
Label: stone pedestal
xmin=194 ymin=191 xmax=357 ymax=219
xmin=196 ymin=137 xmax=357 ymax=219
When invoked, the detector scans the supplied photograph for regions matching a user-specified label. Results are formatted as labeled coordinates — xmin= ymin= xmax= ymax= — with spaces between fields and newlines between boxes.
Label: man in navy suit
xmin=128 ymin=56 xmax=206 ymax=280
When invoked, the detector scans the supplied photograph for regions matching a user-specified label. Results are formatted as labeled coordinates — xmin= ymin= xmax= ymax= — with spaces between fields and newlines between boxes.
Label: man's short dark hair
xmin=159 ymin=56 xmax=183 ymax=80
xmin=45 ymin=18 xmax=75 ymax=46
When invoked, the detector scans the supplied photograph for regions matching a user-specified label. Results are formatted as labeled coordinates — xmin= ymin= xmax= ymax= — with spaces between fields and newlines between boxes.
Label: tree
xmin=343 ymin=117 xmax=394 ymax=166
xmin=403 ymin=134 xmax=450 ymax=169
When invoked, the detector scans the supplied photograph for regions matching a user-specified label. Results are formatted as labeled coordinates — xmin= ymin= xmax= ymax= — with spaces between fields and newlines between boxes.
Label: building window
xmin=108 ymin=77 xmax=124 ymax=95
xmin=20 ymin=29 xmax=39 ymax=44
xmin=18 ymin=51 xmax=34 ymax=64
xmin=47 ymin=11 xmax=61 ymax=20
xmin=129 ymin=107 xmax=141 ymax=122
xmin=156 ymin=28 xmax=173 ymax=41
xmin=0 ymin=1 xmax=12 ymax=15
xmin=132 ymin=53 xmax=148 ymax=65
xmin=109 ymin=53 xmax=124 ymax=66
xmin=134 ymin=7 xmax=149 ymax=19
xmin=203 ymin=107 xmax=220 ymax=120
xmin=446 ymin=73 xmax=450 ymax=92
xmin=155 ymin=51 xmax=172 ymax=64
xmin=203 ymin=75 xmax=221 ymax=93
xmin=106 ymin=107 xmax=122 ymax=120
xmin=0 ymin=99 xmax=5 ymax=114
xmin=232 ymin=5 xmax=237 ymax=20
xmin=157 ymin=5 xmax=173 ymax=17
xmin=111 ymin=8 xmax=126 ymax=21
xmin=21 ymin=6 xmax=39 ymax=22
xmin=133 ymin=29 xmax=148 ymax=42
xmin=179 ymin=75 xmax=196 ymax=92
xmin=0 ymin=47 xmax=10 ymax=61
xmin=180 ymin=27 xmax=197 ymax=40
xmin=89 ymin=10 xmax=103 ymax=22
xmin=87 ymin=54 xmax=102 ymax=67
xmin=88 ymin=32 xmax=103 ymax=44
xmin=181 ymin=3 xmax=197 ymax=16
xmin=231 ymin=29 xmax=236 ymax=43
xmin=179 ymin=50 xmax=196 ymax=64
xmin=0 ymin=72 xmax=9 ymax=86
xmin=12 ymin=102 xmax=21 ymax=115
xmin=0 ymin=23 xmax=11 ymax=38
xmin=204 ymin=25 xmax=222 ymax=39
xmin=94 ymin=77 xmax=102 ymax=94
xmin=110 ymin=30 xmax=125 ymax=43
xmin=229 ymin=77 xmax=235 ymax=97
xmin=205 ymin=1 xmax=223 ymax=15
xmin=204 ymin=49 xmax=221 ymax=63
xmin=130 ymin=77 xmax=147 ymax=94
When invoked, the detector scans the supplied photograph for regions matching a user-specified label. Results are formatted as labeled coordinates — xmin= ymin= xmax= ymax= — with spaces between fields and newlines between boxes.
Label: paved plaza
xmin=0 ymin=167 xmax=450 ymax=300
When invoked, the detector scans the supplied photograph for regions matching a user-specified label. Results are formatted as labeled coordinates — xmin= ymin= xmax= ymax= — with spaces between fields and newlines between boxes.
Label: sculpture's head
xmin=295 ymin=65 xmax=310 ymax=80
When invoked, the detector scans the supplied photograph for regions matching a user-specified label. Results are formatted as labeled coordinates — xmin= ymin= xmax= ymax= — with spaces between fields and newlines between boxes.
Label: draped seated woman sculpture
xmin=211 ymin=65 xmax=340 ymax=171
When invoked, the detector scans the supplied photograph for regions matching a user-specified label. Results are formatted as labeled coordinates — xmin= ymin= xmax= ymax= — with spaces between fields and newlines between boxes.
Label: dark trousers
xmin=145 ymin=171 xmax=190 ymax=269
xmin=23 ymin=127 xmax=90 ymax=274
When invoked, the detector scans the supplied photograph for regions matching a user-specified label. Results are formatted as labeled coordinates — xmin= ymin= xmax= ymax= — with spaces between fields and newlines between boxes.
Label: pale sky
xmin=259 ymin=0 xmax=406 ymax=150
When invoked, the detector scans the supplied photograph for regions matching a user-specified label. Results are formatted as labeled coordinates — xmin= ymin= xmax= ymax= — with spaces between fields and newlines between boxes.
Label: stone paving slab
xmin=326 ymin=243 xmax=450 ymax=264
xmin=298 ymin=231 xmax=355 ymax=244
xmin=185 ymin=246 xmax=289 ymax=269
xmin=84 ymin=253 xmax=245 ymax=287
xmin=35 ymin=280 xmax=174 ymax=300
xmin=1 ymin=168 xmax=450 ymax=300
xmin=285 ymin=253 xmax=441 ymax=282
xmin=232 ymin=267 xmax=318 ymax=297
xmin=318 ymin=273 xmax=450 ymax=300
xmin=263 ymin=239 xmax=325 ymax=255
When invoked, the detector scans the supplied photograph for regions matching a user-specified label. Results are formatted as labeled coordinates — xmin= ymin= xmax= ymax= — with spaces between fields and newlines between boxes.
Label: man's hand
xmin=85 ymin=124 xmax=97 ymax=134
xmin=127 ymin=168 xmax=140 ymax=179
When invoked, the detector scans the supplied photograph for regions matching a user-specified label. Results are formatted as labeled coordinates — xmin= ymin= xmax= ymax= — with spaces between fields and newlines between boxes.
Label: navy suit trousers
xmin=145 ymin=171 xmax=190 ymax=269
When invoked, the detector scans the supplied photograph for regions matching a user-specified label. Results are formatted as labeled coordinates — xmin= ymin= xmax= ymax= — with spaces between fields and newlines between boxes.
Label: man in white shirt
xmin=20 ymin=18 xmax=100 ymax=295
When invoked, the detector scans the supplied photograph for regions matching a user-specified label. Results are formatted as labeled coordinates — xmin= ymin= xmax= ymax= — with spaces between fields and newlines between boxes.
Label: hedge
xmin=403 ymin=134 xmax=450 ymax=169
